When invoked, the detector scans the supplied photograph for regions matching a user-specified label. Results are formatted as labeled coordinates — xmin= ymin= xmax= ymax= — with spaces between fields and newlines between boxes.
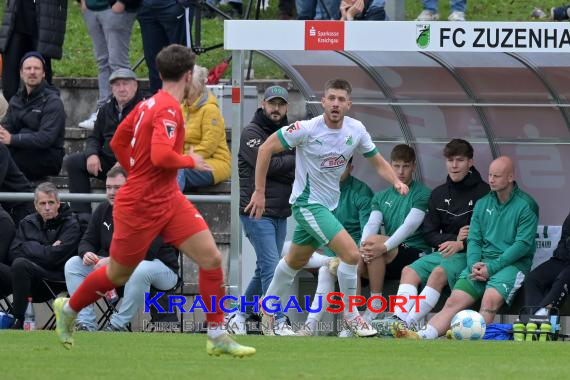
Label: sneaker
xmin=258 ymin=297 xmax=275 ymax=336
xmin=416 ymin=10 xmax=439 ymax=21
xmin=206 ymin=333 xmax=256 ymax=358
xmin=297 ymin=328 xmax=314 ymax=337
xmin=274 ymin=320 xmax=298 ymax=336
xmin=448 ymin=11 xmax=465 ymax=21
xmin=394 ymin=328 xmax=420 ymax=340
xmin=531 ymin=7 xmax=548 ymax=19
xmin=78 ymin=111 xmax=98 ymax=129
xmin=344 ymin=313 xmax=377 ymax=337
xmin=54 ymin=297 xmax=76 ymax=349
xmin=226 ymin=314 xmax=247 ymax=336
xmin=103 ymin=323 xmax=128 ymax=332
xmin=327 ymin=257 xmax=340 ymax=276
xmin=551 ymin=6 xmax=570 ymax=21
xmin=337 ymin=328 xmax=354 ymax=338
xmin=75 ymin=322 xmax=92 ymax=332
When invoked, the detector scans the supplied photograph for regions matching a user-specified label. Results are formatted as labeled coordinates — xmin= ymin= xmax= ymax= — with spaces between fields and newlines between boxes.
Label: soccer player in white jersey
xmin=245 ymin=79 xmax=409 ymax=337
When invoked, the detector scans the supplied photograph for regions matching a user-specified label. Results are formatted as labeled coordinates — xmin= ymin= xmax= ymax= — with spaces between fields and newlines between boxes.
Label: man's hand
xmin=347 ymin=0 xmax=364 ymax=19
xmin=83 ymin=252 xmax=99 ymax=266
xmin=52 ymin=240 xmax=62 ymax=246
xmin=86 ymin=154 xmax=102 ymax=177
xmin=438 ymin=240 xmax=464 ymax=258
xmin=470 ymin=262 xmax=489 ymax=281
xmin=188 ymin=146 xmax=212 ymax=172
xmin=244 ymin=189 xmax=265 ymax=219
xmin=94 ymin=256 xmax=110 ymax=270
xmin=394 ymin=180 xmax=409 ymax=196
xmin=457 ymin=225 xmax=470 ymax=241
xmin=0 ymin=126 xmax=12 ymax=145
xmin=111 ymin=1 xmax=125 ymax=12
xmin=360 ymin=235 xmax=387 ymax=263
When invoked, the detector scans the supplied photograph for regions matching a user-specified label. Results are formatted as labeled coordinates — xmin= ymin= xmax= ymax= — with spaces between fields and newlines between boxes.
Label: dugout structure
xmin=225 ymin=21 xmax=570 ymax=295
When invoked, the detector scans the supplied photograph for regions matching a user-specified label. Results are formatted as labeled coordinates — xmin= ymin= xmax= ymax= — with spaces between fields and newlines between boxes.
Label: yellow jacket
xmin=182 ymin=90 xmax=231 ymax=184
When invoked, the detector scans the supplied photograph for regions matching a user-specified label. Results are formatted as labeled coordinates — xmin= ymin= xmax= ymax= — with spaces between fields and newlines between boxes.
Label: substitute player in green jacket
xmin=397 ymin=156 xmax=539 ymax=339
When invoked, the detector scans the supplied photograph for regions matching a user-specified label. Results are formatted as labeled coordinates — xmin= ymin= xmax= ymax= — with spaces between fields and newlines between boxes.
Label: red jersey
xmin=110 ymin=90 xmax=191 ymax=226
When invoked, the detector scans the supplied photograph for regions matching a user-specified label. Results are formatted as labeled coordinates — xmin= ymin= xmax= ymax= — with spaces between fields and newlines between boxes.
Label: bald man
xmin=396 ymin=156 xmax=539 ymax=339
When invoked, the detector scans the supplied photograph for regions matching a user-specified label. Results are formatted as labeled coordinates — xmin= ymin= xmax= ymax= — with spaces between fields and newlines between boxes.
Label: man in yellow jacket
xmin=178 ymin=65 xmax=231 ymax=191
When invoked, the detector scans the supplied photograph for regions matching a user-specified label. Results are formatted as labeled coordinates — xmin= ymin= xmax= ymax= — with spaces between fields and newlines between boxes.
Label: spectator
xmin=298 ymin=160 xmax=373 ymax=336
xmin=416 ymin=0 xmax=466 ymax=21
xmin=0 ymin=0 xmax=68 ymax=102
xmin=64 ymin=68 xmax=146 ymax=216
xmin=397 ymin=156 xmax=539 ymax=340
xmin=137 ymin=0 xmax=194 ymax=94
xmin=340 ymin=0 xmax=386 ymax=20
xmin=77 ymin=0 xmax=140 ymax=130
xmin=177 ymin=65 xmax=231 ymax=191
xmin=230 ymin=85 xmax=295 ymax=335
xmin=297 ymin=0 xmax=341 ymax=19
xmin=393 ymin=139 xmax=489 ymax=327
xmin=0 ymin=144 xmax=34 ymax=225
xmin=0 ymin=205 xmax=16 ymax=265
xmin=0 ymin=52 xmax=66 ymax=181
xmin=524 ymin=211 xmax=570 ymax=318
xmin=0 ymin=93 xmax=7 ymax=119
xmin=358 ymin=144 xmax=432 ymax=323
xmin=64 ymin=166 xmax=179 ymax=331
xmin=0 ymin=182 xmax=81 ymax=329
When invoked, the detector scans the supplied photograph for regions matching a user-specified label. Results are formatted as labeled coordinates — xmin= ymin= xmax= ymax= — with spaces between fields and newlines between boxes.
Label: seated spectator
xmin=177 ymin=65 xmax=231 ymax=191
xmin=393 ymin=139 xmax=489 ymax=327
xmin=0 ymin=144 xmax=34 ymax=224
xmin=0 ymin=92 xmax=7 ymax=119
xmin=64 ymin=68 xmax=146 ymax=216
xmin=64 ymin=166 xmax=179 ymax=331
xmin=0 ymin=205 xmax=16 ymax=265
xmin=358 ymin=144 xmax=431 ymax=323
xmin=524 ymin=211 xmax=570 ymax=318
xmin=340 ymin=0 xmax=386 ymax=21
xmin=416 ymin=0 xmax=466 ymax=21
xmin=0 ymin=52 xmax=66 ymax=181
xmin=397 ymin=157 xmax=539 ymax=340
xmin=298 ymin=0 xmax=341 ymax=20
xmin=0 ymin=182 xmax=81 ymax=329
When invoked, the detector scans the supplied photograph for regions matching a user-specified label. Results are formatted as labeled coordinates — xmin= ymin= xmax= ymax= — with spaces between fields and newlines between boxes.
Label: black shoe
xmin=552 ymin=6 xmax=570 ymax=21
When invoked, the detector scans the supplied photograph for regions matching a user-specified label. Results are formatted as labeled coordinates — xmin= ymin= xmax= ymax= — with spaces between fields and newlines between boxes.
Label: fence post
xmin=385 ymin=0 xmax=405 ymax=20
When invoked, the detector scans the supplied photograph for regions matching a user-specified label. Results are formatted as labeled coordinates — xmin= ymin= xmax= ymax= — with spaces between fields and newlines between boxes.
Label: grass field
xmin=1 ymin=331 xmax=569 ymax=380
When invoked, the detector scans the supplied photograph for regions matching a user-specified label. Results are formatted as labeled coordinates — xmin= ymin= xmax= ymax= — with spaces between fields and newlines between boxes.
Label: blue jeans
xmin=177 ymin=168 xmax=215 ymax=191
xmin=137 ymin=2 xmax=193 ymax=93
xmin=240 ymin=215 xmax=287 ymax=320
xmin=423 ymin=0 xmax=466 ymax=12
xmin=297 ymin=0 xmax=340 ymax=20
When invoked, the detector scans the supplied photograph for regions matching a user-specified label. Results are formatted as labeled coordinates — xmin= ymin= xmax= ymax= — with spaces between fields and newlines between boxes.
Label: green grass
xmin=1 ymin=331 xmax=570 ymax=379
xmin=0 ymin=0 xmax=568 ymax=79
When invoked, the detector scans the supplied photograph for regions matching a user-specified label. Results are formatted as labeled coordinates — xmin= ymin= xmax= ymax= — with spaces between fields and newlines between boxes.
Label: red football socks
xmin=199 ymin=267 xmax=225 ymax=325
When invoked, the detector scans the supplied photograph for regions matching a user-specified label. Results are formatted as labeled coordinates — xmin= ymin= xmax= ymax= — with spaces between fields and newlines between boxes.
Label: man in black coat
xmin=0 ymin=0 xmax=68 ymax=101
xmin=64 ymin=166 xmax=179 ymax=331
xmin=0 ymin=182 xmax=81 ymax=329
xmin=0 ymin=143 xmax=34 ymax=224
xmin=0 ymin=52 xmax=66 ymax=181
xmin=64 ymin=68 xmax=146 ymax=215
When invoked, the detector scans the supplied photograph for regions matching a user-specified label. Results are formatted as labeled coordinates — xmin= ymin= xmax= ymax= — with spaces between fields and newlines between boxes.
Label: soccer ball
xmin=450 ymin=310 xmax=486 ymax=340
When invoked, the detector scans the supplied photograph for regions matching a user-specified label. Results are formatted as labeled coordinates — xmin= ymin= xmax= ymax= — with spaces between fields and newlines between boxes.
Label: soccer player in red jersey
xmin=54 ymin=44 xmax=255 ymax=357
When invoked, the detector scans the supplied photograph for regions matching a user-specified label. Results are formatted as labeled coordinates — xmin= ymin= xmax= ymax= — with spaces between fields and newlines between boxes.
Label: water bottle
xmin=23 ymin=297 xmax=36 ymax=331
xmin=525 ymin=322 xmax=538 ymax=341
xmin=512 ymin=319 xmax=525 ymax=342
xmin=105 ymin=288 xmax=119 ymax=304
xmin=539 ymin=323 xmax=551 ymax=342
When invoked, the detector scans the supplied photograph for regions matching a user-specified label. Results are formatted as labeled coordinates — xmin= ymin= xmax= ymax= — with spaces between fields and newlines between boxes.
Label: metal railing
xmin=0 ymin=192 xmax=230 ymax=203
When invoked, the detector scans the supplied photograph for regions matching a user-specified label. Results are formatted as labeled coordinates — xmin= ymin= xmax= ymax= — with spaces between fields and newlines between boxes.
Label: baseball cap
xmin=263 ymin=86 xmax=288 ymax=103
xmin=109 ymin=68 xmax=137 ymax=83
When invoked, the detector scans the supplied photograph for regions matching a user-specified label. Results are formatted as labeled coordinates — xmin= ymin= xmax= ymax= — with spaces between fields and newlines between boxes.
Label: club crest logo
xmin=286 ymin=122 xmax=301 ymax=134
xmin=163 ymin=120 xmax=176 ymax=139
xmin=416 ymin=24 xmax=430 ymax=49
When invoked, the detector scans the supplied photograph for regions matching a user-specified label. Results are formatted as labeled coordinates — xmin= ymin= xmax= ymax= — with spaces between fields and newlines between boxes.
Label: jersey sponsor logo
xmin=246 ymin=138 xmax=262 ymax=148
xmin=319 ymin=154 xmax=347 ymax=170
xmin=103 ymin=222 xmax=112 ymax=230
xmin=444 ymin=198 xmax=451 ymax=206
xmin=486 ymin=208 xmax=494 ymax=215
xmin=384 ymin=201 xmax=393 ymax=208
xmin=345 ymin=135 xmax=353 ymax=146
xmin=285 ymin=122 xmax=301 ymax=134
xmin=163 ymin=120 xmax=177 ymax=139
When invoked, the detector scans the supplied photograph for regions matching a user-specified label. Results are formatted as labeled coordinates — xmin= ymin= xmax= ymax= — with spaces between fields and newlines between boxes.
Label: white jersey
xmin=277 ymin=115 xmax=378 ymax=210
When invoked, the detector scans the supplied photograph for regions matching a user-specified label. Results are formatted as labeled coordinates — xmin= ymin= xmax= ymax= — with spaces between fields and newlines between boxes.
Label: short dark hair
xmin=34 ymin=182 xmax=59 ymax=201
xmin=156 ymin=44 xmax=196 ymax=82
xmin=324 ymin=79 xmax=352 ymax=96
xmin=107 ymin=166 xmax=127 ymax=179
xmin=444 ymin=139 xmax=474 ymax=159
xmin=390 ymin=144 xmax=416 ymax=163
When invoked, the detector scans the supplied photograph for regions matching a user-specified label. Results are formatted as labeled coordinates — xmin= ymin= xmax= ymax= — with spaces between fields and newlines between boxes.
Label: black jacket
xmin=238 ymin=108 xmax=295 ymax=218
xmin=553 ymin=212 xmax=570 ymax=262
xmin=8 ymin=203 xmax=81 ymax=271
xmin=0 ymin=144 xmax=34 ymax=219
xmin=422 ymin=166 xmax=490 ymax=251
xmin=78 ymin=200 xmax=179 ymax=273
xmin=84 ymin=90 xmax=146 ymax=165
xmin=0 ymin=0 xmax=68 ymax=59
xmin=3 ymin=80 xmax=66 ymax=156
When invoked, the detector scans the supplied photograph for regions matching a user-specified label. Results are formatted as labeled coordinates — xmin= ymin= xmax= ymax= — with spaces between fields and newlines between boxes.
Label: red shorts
xmin=110 ymin=196 xmax=208 ymax=267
